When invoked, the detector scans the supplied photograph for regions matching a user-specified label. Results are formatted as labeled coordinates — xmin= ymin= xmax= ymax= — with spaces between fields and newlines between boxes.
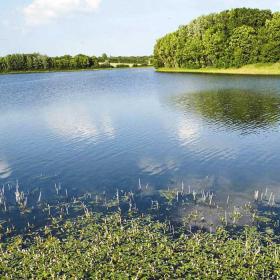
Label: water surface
xmin=0 ymin=68 xmax=280 ymax=202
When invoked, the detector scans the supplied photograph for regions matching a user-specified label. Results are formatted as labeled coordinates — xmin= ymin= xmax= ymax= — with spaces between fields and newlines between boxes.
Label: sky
xmin=1 ymin=0 xmax=280 ymax=57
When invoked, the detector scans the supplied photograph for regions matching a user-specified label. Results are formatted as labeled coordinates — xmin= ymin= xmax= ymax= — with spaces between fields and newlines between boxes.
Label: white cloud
xmin=85 ymin=0 xmax=101 ymax=9
xmin=23 ymin=0 xmax=101 ymax=26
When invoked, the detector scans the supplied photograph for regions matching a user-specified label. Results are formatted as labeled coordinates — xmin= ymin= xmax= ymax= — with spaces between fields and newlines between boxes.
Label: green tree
xmin=0 ymin=53 xmax=152 ymax=73
xmin=227 ymin=25 xmax=258 ymax=67
xmin=153 ymin=8 xmax=274 ymax=69
xmin=260 ymin=13 xmax=280 ymax=63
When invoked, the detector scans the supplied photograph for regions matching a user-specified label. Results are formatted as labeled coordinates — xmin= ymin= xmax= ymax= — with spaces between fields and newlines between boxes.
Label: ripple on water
xmin=1 ymin=70 xmax=280 ymax=200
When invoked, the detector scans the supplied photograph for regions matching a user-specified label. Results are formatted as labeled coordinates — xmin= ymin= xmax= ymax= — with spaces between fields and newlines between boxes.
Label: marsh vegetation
xmin=0 ymin=180 xmax=280 ymax=278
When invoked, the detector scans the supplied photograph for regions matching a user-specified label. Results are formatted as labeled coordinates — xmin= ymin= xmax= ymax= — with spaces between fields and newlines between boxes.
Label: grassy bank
xmin=157 ymin=63 xmax=280 ymax=76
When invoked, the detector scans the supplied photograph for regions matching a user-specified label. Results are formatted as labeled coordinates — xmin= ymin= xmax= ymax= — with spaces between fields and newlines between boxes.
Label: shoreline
xmin=156 ymin=63 xmax=280 ymax=76
xmin=0 ymin=66 xmax=153 ymax=76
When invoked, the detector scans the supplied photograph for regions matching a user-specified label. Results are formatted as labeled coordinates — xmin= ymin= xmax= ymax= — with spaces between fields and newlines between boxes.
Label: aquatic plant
xmin=0 ymin=181 xmax=279 ymax=278
xmin=0 ymin=211 xmax=279 ymax=279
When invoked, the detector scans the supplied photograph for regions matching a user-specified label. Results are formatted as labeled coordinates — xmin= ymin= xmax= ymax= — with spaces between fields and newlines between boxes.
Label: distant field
xmin=157 ymin=63 xmax=280 ymax=76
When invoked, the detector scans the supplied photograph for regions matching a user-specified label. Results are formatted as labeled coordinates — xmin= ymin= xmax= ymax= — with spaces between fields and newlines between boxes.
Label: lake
xmin=1 ymin=68 xmax=280 ymax=204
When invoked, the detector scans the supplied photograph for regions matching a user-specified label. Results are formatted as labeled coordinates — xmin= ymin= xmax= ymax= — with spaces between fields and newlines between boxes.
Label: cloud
xmin=23 ymin=0 xmax=101 ymax=25
xmin=85 ymin=0 xmax=101 ymax=9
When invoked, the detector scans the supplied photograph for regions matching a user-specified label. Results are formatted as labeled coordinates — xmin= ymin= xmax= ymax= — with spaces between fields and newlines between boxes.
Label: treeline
xmin=108 ymin=56 xmax=152 ymax=64
xmin=0 ymin=53 xmax=152 ymax=73
xmin=154 ymin=8 xmax=280 ymax=69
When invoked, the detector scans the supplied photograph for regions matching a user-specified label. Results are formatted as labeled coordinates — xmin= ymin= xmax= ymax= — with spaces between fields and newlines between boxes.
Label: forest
xmin=153 ymin=8 xmax=280 ymax=69
xmin=0 ymin=53 xmax=151 ymax=73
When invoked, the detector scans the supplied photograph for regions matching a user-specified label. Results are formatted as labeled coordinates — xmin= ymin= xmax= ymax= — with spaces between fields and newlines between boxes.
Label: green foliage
xmin=1 ymin=212 xmax=279 ymax=279
xmin=115 ymin=64 xmax=131 ymax=68
xmin=260 ymin=13 xmax=280 ymax=63
xmin=0 ymin=182 xmax=279 ymax=278
xmin=109 ymin=56 xmax=152 ymax=64
xmin=0 ymin=54 xmax=152 ymax=73
xmin=153 ymin=8 xmax=278 ymax=69
xmin=227 ymin=25 xmax=258 ymax=67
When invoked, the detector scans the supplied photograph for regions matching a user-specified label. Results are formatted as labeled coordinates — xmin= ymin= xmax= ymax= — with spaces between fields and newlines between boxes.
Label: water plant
xmin=0 ymin=210 xmax=279 ymax=279
xmin=0 ymin=181 xmax=279 ymax=278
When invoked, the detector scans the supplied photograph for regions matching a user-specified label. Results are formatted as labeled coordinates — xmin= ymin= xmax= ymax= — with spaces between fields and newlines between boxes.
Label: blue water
xmin=1 ymin=68 xmax=280 ymax=202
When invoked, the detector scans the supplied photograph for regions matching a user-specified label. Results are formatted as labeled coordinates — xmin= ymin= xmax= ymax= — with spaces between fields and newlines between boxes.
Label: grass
xmin=157 ymin=63 xmax=280 ymax=76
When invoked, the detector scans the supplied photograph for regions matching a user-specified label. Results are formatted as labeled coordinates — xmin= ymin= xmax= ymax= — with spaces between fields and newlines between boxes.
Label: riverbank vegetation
xmin=154 ymin=8 xmax=280 ymax=71
xmin=0 ymin=181 xmax=280 ymax=278
xmin=157 ymin=63 xmax=280 ymax=76
xmin=0 ymin=53 xmax=152 ymax=74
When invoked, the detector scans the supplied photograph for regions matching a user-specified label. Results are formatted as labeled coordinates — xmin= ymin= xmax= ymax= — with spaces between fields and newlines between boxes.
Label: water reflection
xmin=45 ymin=103 xmax=116 ymax=141
xmin=177 ymin=117 xmax=201 ymax=146
xmin=173 ymin=89 xmax=280 ymax=132
xmin=138 ymin=157 xmax=178 ymax=176
xmin=0 ymin=159 xmax=12 ymax=179
xmin=1 ymin=69 xmax=280 ymax=210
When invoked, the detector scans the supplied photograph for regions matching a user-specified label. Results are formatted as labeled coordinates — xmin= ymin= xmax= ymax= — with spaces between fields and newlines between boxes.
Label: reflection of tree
xmin=173 ymin=89 xmax=280 ymax=131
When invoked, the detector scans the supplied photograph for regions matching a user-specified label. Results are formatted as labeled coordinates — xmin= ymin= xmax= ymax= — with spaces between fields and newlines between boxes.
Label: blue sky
xmin=1 ymin=0 xmax=280 ymax=56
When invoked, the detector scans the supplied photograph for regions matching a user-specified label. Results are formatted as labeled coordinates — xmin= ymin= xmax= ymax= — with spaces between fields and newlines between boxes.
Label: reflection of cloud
xmin=45 ymin=104 xmax=115 ymax=141
xmin=102 ymin=115 xmax=115 ymax=138
xmin=177 ymin=118 xmax=200 ymax=145
xmin=175 ymin=115 xmax=240 ymax=161
xmin=0 ymin=159 xmax=12 ymax=179
xmin=138 ymin=157 xmax=177 ymax=176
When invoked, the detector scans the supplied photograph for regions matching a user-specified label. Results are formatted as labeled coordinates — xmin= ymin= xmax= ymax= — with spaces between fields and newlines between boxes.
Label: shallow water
xmin=0 ymin=68 xmax=280 ymax=202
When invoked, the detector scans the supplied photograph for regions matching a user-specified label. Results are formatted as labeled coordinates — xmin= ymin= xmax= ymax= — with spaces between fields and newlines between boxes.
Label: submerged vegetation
xmin=0 ymin=53 xmax=152 ymax=74
xmin=154 ymin=8 xmax=280 ymax=70
xmin=0 ymin=181 xmax=280 ymax=278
